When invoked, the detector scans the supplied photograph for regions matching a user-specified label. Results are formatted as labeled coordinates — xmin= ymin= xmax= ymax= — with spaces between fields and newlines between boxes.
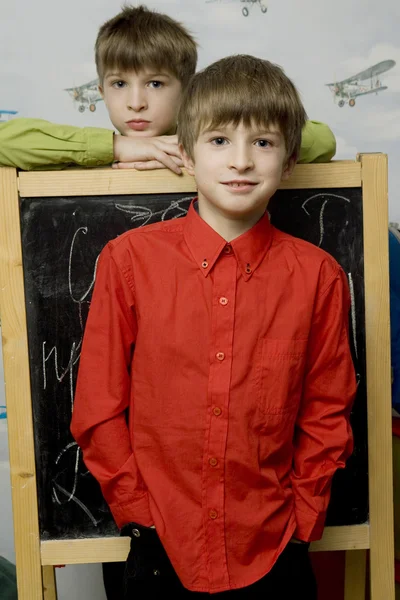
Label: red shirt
xmin=71 ymin=201 xmax=356 ymax=593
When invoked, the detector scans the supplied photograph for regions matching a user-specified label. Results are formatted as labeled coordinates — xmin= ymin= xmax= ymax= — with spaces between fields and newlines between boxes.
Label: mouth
xmin=126 ymin=120 xmax=151 ymax=131
xmin=222 ymin=180 xmax=258 ymax=192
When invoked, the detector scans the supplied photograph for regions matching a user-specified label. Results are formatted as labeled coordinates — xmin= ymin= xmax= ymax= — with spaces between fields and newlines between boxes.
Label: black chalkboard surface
xmin=19 ymin=188 xmax=367 ymax=541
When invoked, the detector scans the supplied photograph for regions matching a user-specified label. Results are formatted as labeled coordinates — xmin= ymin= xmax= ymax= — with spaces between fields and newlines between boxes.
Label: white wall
xmin=0 ymin=1 xmax=399 ymax=597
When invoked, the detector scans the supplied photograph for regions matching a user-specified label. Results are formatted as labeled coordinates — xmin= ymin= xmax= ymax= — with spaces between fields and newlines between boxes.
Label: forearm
xmin=0 ymin=118 xmax=114 ymax=170
xmin=291 ymin=267 xmax=356 ymax=541
xmin=291 ymin=412 xmax=353 ymax=541
xmin=72 ymin=412 xmax=151 ymax=528
xmin=71 ymin=245 xmax=152 ymax=528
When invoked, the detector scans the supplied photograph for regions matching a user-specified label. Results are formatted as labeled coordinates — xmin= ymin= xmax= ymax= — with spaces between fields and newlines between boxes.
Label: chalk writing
xmin=348 ymin=272 xmax=358 ymax=360
xmin=115 ymin=197 xmax=192 ymax=225
xmin=302 ymin=193 xmax=351 ymax=247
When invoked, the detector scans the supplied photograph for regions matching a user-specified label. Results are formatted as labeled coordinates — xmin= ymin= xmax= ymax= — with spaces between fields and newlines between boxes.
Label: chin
xmin=124 ymin=129 xmax=153 ymax=138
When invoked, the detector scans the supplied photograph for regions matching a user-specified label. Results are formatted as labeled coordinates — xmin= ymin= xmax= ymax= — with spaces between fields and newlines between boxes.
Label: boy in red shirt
xmin=71 ymin=54 xmax=356 ymax=598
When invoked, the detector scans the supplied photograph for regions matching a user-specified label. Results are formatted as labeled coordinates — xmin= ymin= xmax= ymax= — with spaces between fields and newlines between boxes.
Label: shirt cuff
xmin=85 ymin=127 xmax=114 ymax=167
xmin=108 ymin=492 xmax=153 ymax=529
xmin=293 ymin=506 xmax=327 ymax=542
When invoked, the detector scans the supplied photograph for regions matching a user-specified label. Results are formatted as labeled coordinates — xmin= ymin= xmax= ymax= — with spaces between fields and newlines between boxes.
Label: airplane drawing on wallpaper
xmin=65 ymin=79 xmax=103 ymax=113
xmin=326 ymin=60 xmax=396 ymax=107
xmin=0 ymin=109 xmax=18 ymax=122
xmin=206 ymin=0 xmax=267 ymax=17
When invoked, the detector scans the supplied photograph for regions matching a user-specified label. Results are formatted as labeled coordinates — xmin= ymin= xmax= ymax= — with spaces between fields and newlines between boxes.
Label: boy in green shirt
xmin=0 ymin=6 xmax=336 ymax=173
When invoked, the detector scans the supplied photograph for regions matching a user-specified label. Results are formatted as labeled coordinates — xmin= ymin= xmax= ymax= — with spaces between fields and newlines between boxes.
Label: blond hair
xmin=178 ymin=54 xmax=307 ymax=161
xmin=95 ymin=5 xmax=197 ymax=85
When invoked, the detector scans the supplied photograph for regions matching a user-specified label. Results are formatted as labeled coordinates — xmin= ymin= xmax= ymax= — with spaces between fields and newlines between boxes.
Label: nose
xmin=229 ymin=143 xmax=254 ymax=172
xmin=127 ymin=87 xmax=147 ymax=112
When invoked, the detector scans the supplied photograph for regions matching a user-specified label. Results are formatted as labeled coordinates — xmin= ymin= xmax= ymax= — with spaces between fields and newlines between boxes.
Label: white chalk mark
xmin=52 ymin=489 xmax=61 ymax=505
xmin=42 ymin=343 xmax=64 ymax=389
xmin=42 ymin=341 xmax=77 ymax=410
xmin=302 ymin=193 xmax=351 ymax=247
xmin=69 ymin=347 xmax=75 ymax=412
xmin=115 ymin=196 xmax=193 ymax=226
xmin=53 ymin=482 xmax=99 ymax=526
xmin=161 ymin=198 xmax=192 ymax=221
xmin=348 ymin=272 xmax=358 ymax=359
xmin=68 ymin=227 xmax=100 ymax=303
xmin=55 ymin=441 xmax=78 ymax=464
xmin=54 ymin=442 xmax=80 ymax=502
xmin=318 ymin=200 xmax=328 ymax=247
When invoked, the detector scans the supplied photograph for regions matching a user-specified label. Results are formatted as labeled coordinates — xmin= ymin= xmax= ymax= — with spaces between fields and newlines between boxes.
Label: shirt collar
xmin=183 ymin=200 xmax=274 ymax=280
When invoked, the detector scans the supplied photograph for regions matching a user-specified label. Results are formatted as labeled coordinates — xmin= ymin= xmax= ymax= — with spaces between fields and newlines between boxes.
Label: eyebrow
xmin=257 ymin=130 xmax=282 ymax=138
xmin=104 ymin=71 xmax=171 ymax=80
xmin=202 ymin=128 xmax=282 ymax=138
xmin=145 ymin=72 xmax=171 ymax=79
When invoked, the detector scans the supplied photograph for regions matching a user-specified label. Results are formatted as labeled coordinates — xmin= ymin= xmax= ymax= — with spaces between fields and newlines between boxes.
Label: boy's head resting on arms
xmin=178 ymin=55 xmax=307 ymax=236
xmin=95 ymin=4 xmax=197 ymax=138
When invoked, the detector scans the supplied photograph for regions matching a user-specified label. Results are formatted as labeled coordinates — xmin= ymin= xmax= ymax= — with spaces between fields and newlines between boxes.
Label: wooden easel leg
xmin=344 ymin=550 xmax=367 ymax=600
xmin=42 ymin=566 xmax=57 ymax=600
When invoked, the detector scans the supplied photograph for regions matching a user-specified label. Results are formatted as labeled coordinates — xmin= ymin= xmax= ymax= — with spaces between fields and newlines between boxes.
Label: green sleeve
xmin=0 ymin=118 xmax=114 ymax=170
xmin=298 ymin=120 xmax=337 ymax=164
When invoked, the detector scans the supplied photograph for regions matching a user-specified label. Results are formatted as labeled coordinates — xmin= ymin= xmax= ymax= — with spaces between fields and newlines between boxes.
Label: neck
xmin=197 ymin=199 xmax=266 ymax=242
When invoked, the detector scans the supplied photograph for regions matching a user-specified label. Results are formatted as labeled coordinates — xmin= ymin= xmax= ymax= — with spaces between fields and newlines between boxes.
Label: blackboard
xmin=19 ymin=187 xmax=367 ymax=541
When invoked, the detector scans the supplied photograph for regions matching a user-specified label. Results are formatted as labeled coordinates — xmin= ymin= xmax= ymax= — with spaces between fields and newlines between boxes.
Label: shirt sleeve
xmin=0 ymin=118 xmax=114 ymax=170
xmin=298 ymin=120 xmax=337 ymax=163
xmin=70 ymin=244 xmax=153 ymax=529
xmin=291 ymin=265 xmax=356 ymax=542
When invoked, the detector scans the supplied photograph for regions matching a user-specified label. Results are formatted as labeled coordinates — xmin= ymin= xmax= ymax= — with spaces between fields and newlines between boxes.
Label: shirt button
xmin=209 ymin=457 xmax=218 ymax=467
xmin=153 ymin=569 xmax=161 ymax=576
xmin=202 ymin=260 xmax=208 ymax=268
xmin=245 ymin=264 xmax=252 ymax=274
xmin=213 ymin=407 xmax=222 ymax=416
xmin=209 ymin=509 xmax=218 ymax=520
xmin=219 ymin=297 xmax=228 ymax=306
xmin=224 ymin=245 xmax=232 ymax=254
xmin=216 ymin=352 xmax=225 ymax=361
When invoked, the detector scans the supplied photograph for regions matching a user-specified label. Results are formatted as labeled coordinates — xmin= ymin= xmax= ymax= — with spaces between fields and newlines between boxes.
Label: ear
xmin=281 ymin=156 xmax=296 ymax=181
xmin=98 ymin=84 xmax=104 ymax=99
xmin=179 ymin=144 xmax=195 ymax=176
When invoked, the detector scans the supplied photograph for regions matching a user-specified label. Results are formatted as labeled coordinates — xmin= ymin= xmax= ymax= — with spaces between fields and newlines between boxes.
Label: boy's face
xmin=99 ymin=68 xmax=182 ymax=137
xmin=182 ymin=121 xmax=294 ymax=225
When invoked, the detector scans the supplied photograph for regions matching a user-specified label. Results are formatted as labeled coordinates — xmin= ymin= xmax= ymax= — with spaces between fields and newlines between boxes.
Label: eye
xmin=148 ymin=80 xmax=163 ymax=89
xmin=211 ymin=137 xmax=228 ymax=146
xmin=255 ymin=139 xmax=271 ymax=148
xmin=112 ymin=80 xmax=126 ymax=89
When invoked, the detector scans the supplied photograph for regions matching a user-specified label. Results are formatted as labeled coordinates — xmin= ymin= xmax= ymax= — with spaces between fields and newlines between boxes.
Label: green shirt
xmin=0 ymin=118 xmax=335 ymax=171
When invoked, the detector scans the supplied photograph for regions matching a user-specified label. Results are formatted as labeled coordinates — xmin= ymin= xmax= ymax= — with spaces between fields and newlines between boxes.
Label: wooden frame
xmin=0 ymin=156 xmax=393 ymax=599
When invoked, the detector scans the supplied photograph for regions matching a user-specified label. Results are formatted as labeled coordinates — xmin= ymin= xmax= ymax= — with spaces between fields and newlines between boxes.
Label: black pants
xmin=103 ymin=524 xmax=317 ymax=599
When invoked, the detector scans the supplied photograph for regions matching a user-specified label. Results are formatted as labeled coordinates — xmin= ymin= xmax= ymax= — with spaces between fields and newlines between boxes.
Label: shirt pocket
xmin=256 ymin=338 xmax=308 ymax=417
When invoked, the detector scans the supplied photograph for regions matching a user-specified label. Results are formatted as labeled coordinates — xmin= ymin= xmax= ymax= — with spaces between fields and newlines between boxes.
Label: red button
xmin=209 ymin=457 xmax=218 ymax=467
xmin=216 ymin=352 xmax=225 ymax=361
xmin=209 ymin=510 xmax=218 ymax=520
xmin=213 ymin=407 xmax=222 ymax=416
xmin=202 ymin=261 xmax=208 ymax=269
xmin=224 ymin=246 xmax=232 ymax=254
xmin=219 ymin=297 xmax=228 ymax=306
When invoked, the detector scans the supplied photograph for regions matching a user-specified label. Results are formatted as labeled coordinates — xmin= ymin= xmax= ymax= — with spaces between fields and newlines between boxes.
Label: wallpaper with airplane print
xmin=0 ymin=0 xmax=399 ymax=217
